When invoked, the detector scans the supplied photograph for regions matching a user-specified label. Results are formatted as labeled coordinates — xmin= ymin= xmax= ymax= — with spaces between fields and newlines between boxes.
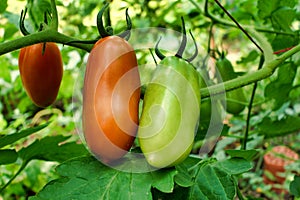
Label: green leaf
xmin=0 ymin=149 xmax=18 ymax=165
xmin=0 ymin=123 xmax=49 ymax=148
xmin=214 ymin=158 xmax=253 ymax=175
xmin=257 ymin=0 xmax=280 ymax=19
xmin=29 ymin=156 xmax=177 ymax=200
xmin=258 ymin=116 xmax=300 ymax=138
xmin=174 ymin=165 xmax=194 ymax=187
xmin=188 ymin=163 xmax=236 ymax=200
xmin=225 ymin=149 xmax=259 ymax=161
xmin=272 ymin=7 xmax=296 ymax=31
xmin=27 ymin=0 xmax=52 ymax=30
xmin=18 ymin=135 xmax=89 ymax=163
xmin=264 ymin=62 xmax=297 ymax=109
xmin=2 ymin=23 xmax=19 ymax=41
xmin=237 ymin=50 xmax=259 ymax=64
xmin=0 ymin=0 xmax=7 ymax=13
xmin=290 ymin=175 xmax=300 ymax=197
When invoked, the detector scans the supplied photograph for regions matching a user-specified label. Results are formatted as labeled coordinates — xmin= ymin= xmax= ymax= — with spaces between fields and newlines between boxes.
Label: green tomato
xmin=197 ymin=74 xmax=223 ymax=140
xmin=216 ymin=58 xmax=246 ymax=115
xmin=138 ymin=56 xmax=201 ymax=168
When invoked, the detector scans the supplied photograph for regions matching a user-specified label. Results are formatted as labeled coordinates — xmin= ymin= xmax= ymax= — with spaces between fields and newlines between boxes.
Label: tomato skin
xmin=83 ymin=36 xmax=140 ymax=163
xmin=18 ymin=43 xmax=63 ymax=107
xmin=216 ymin=58 xmax=246 ymax=115
xmin=138 ymin=56 xmax=201 ymax=168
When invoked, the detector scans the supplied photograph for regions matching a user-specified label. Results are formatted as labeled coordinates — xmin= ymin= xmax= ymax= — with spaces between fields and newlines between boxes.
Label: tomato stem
xmin=97 ymin=3 xmax=111 ymax=38
xmin=97 ymin=4 xmax=132 ymax=39
xmin=186 ymin=30 xmax=198 ymax=62
xmin=175 ymin=16 xmax=187 ymax=58
xmin=154 ymin=37 xmax=166 ymax=60
xmin=19 ymin=8 xmax=31 ymax=36
xmin=117 ymin=8 xmax=132 ymax=40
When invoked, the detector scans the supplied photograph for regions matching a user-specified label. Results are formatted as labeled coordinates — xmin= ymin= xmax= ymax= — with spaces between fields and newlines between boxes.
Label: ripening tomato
xmin=18 ymin=42 xmax=63 ymax=107
xmin=83 ymin=36 xmax=140 ymax=163
xmin=138 ymin=56 xmax=201 ymax=168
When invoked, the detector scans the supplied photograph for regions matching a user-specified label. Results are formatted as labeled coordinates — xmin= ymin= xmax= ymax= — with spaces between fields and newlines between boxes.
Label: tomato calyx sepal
xmin=155 ymin=17 xmax=198 ymax=63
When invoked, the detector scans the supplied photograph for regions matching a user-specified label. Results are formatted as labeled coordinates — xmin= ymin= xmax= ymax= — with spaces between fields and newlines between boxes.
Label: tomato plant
xmin=82 ymin=5 xmax=140 ymax=163
xmin=1 ymin=0 xmax=300 ymax=199
xmin=18 ymin=42 xmax=63 ymax=107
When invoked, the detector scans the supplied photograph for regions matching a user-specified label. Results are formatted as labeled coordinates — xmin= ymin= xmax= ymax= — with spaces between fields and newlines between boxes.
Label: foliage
xmin=0 ymin=0 xmax=299 ymax=199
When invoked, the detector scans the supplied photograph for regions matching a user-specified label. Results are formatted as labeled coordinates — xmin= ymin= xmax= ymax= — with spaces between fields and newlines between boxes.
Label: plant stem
xmin=0 ymin=30 xmax=93 ymax=55
xmin=200 ymin=42 xmax=300 ymax=98
xmin=0 ymin=162 xmax=28 ymax=193
xmin=241 ymin=55 xmax=264 ymax=150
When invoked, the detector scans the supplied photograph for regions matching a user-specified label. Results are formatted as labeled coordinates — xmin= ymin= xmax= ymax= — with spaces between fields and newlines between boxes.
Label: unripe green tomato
xmin=138 ymin=56 xmax=201 ymax=168
xmin=216 ymin=58 xmax=246 ymax=115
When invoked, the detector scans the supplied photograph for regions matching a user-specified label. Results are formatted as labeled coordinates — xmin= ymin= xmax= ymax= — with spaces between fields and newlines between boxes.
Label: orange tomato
xmin=83 ymin=36 xmax=140 ymax=163
xmin=18 ymin=42 xmax=63 ymax=107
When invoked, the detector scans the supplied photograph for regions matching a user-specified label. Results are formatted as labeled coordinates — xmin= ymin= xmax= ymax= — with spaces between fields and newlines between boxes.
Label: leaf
xmin=0 ymin=0 xmax=7 ymax=13
xmin=257 ymin=0 xmax=280 ymax=19
xmin=258 ymin=116 xmax=300 ymax=138
xmin=237 ymin=50 xmax=259 ymax=64
xmin=0 ymin=123 xmax=49 ymax=148
xmin=225 ymin=149 xmax=259 ymax=161
xmin=264 ymin=62 xmax=297 ymax=109
xmin=271 ymin=7 xmax=296 ymax=31
xmin=174 ymin=164 xmax=194 ymax=187
xmin=0 ymin=149 xmax=18 ymax=165
xmin=2 ymin=23 xmax=18 ymax=41
xmin=188 ymin=164 xmax=236 ymax=200
xmin=214 ymin=158 xmax=253 ymax=175
xmin=18 ymin=135 xmax=89 ymax=163
xmin=29 ymin=156 xmax=177 ymax=200
xmin=290 ymin=175 xmax=300 ymax=197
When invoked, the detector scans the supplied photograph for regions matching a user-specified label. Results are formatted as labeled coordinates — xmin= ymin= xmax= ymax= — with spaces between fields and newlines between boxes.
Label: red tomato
xmin=18 ymin=42 xmax=63 ymax=107
xmin=83 ymin=36 xmax=140 ymax=163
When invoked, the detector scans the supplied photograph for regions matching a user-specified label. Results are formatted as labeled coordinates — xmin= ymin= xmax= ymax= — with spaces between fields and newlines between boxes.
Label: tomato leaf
xmin=0 ymin=0 xmax=7 ymax=13
xmin=29 ymin=156 xmax=177 ymax=200
xmin=214 ymin=158 xmax=253 ymax=175
xmin=189 ymin=163 xmax=236 ymax=199
xmin=174 ymin=164 xmax=194 ymax=187
xmin=271 ymin=7 xmax=296 ymax=31
xmin=257 ymin=0 xmax=279 ymax=20
xmin=258 ymin=116 xmax=300 ymax=138
xmin=0 ymin=123 xmax=49 ymax=148
xmin=18 ymin=135 xmax=89 ymax=163
xmin=225 ymin=149 xmax=259 ymax=161
xmin=0 ymin=149 xmax=18 ymax=165
xmin=290 ymin=175 xmax=300 ymax=197
xmin=264 ymin=62 xmax=297 ymax=110
xmin=186 ymin=158 xmax=252 ymax=199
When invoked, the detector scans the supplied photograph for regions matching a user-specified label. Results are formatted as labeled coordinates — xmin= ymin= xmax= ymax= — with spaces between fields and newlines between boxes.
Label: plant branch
xmin=200 ymin=42 xmax=300 ymax=98
xmin=0 ymin=30 xmax=93 ymax=55
xmin=241 ymin=55 xmax=264 ymax=150
xmin=0 ymin=161 xmax=28 ymax=193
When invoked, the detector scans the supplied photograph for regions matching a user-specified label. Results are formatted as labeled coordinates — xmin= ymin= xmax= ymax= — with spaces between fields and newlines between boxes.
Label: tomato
xmin=138 ymin=56 xmax=201 ymax=168
xmin=18 ymin=42 xmax=63 ymax=107
xmin=82 ymin=36 xmax=140 ymax=163
xmin=216 ymin=57 xmax=246 ymax=115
